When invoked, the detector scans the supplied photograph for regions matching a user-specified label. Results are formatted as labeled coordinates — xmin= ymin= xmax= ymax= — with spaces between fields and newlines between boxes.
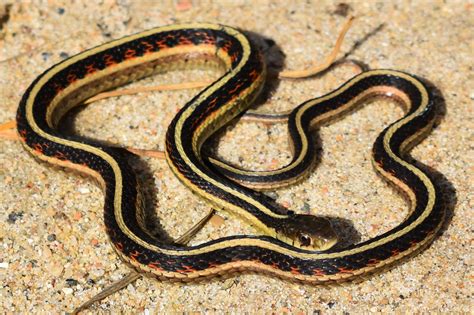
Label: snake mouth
xmin=314 ymin=236 xmax=338 ymax=252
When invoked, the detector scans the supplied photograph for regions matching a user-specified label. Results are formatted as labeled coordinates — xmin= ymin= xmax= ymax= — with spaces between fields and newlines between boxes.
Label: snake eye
xmin=298 ymin=234 xmax=312 ymax=247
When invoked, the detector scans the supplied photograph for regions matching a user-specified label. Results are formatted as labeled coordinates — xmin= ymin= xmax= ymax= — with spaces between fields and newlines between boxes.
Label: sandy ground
xmin=0 ymin=1 xmax=472 ymax=313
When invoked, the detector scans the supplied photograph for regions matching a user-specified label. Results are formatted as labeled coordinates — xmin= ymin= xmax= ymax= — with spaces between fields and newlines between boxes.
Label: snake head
xmin=276 ymin=214 xmax=338 ymax=251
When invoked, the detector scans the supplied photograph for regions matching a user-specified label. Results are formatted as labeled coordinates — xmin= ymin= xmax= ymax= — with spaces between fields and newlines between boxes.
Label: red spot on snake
xmin=32 ymin=143 xmax=44 ymax=154
xmin=179 ymin=36 xmax=193 ymax=45
xmin=129 ymin=250 xmax=142 ymax=263
xmin=104 ymin=54 xmax=117 ymax=66
xmin=141 ymin=41 xmax=155 ymax=54
xmin=207 ymin=97 xmax=218 ymax=109
xmin=86 ymin=64 xmax=98 ymax=75
xmin=290 ymin=266 xmax=301 ymax=275
xmin=115 ymin=242 xmax=124 ymax=251
xmin=124 ymin=49 xmax=136 ymax=59
xmin=313 ymin=268 xmax=326 ymax=276
xmin=230 ymin=52 xmax=238 ymax=63
xmin=207 ymin=262 xmax=219 ymax=268
xmin=228 ymin=82 xmax=243 ymax=94
xmin=67 ymin=73 xmax=77 ymax=84
xmin=19 ymin=129 xmax=27 ymax=141
xmin=248 ymin=69 xmax=259 ymax=81
xmin=194 ymin=32 xmax=214 ymax=45
xmin=219 ymin=41 xmax=233 ymax=54
xmin=148 ymin=262 xmax=163 ymax=271
xmin=177 ymin=265 xmax=196 ymax=273
xmin=53 ymin=82 xmax=64 ymax=93
xmin=155 ymin=39 xmax=168 ymax=49
xmin=191 ymin=97 xmax=219 ymax=129
xmin=54 ymin=151 xmax=67 ymax=160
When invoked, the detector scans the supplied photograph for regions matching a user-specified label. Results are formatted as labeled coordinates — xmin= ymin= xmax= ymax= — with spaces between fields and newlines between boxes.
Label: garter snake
xmin=16 ymin=23 xmax=445 ymax=282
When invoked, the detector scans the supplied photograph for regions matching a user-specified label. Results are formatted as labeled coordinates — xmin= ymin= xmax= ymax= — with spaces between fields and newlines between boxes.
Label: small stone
xmin=73 ymin=211 xmax=82 ymax=220
xmin=59 ymin=52 xmax=69 ymax=59
xmin=301 ymin=202 xmax=311 ymax=213
xmin=46 ymin=207 xmax=55 ymax=216
xmin=7 ymin=211 xmax=23 ymax=224
xmin=333 ymin=3 xmax=351 ymax=17
xmin=78 ymin=186 xmax=90 ymax=194
xmin=91 ymin=268 xmax=105 ymax=277
xmin=41 ymin=52 xmax=52 ymax=61
xmin=63 ymin=267 xmax=73 ymax=279
xmin=47 ymin=234 xmax=56 ymax=242
xmin=42 ymin=245 xmax=52 ymax=259
xmin=62 ymin=287 xmax=73 ymax=295
xmin=65 ymin=278 xmax=79 ymax=287
xmin=0 ymin=262 xmax=9 ymax=269
xmin=209 ymin=214 xmax=225 ymax=227
xmin=175 ymin=0 xmax=192 ymax=11
xmin=264 ymin=191 xmax=278 ymax=199
xmin=50 ymin=262 xmax=64 ymax=277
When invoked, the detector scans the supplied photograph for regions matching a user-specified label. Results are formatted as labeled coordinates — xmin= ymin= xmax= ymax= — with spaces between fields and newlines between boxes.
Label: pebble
xmin=91 ymin=268 xmax=105 ymax=278
xmin=42 ymin=245 xmax=52 ymax=259
xmin=7 ymin=211 xmax=23 ymax=224
xmin=78 ymin=186 xmax=90 ymax=194
xmin=41 ymin=52 xmax=52 ymax=61
xmin=264 ymin=191 xmax=279 ymax=199
xmin=62 ymin=288 xmax=73 ymax=295
xmin=72 ymin=211 xmax=82 ymax=220
xmin=301 ymin=202 xmax=311 ymax=213
xmin=50 ymin=262 xmax=64 ymax=277
xmin=65 ymin=278 xmax=79 ymax=287
xmin=209 ymin=214 xmax=225 ymax=227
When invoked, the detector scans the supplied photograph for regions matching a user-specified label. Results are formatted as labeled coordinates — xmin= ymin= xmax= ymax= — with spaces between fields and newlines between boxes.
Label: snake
xmin=16 ymin=23 xmax=445 ymax=282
